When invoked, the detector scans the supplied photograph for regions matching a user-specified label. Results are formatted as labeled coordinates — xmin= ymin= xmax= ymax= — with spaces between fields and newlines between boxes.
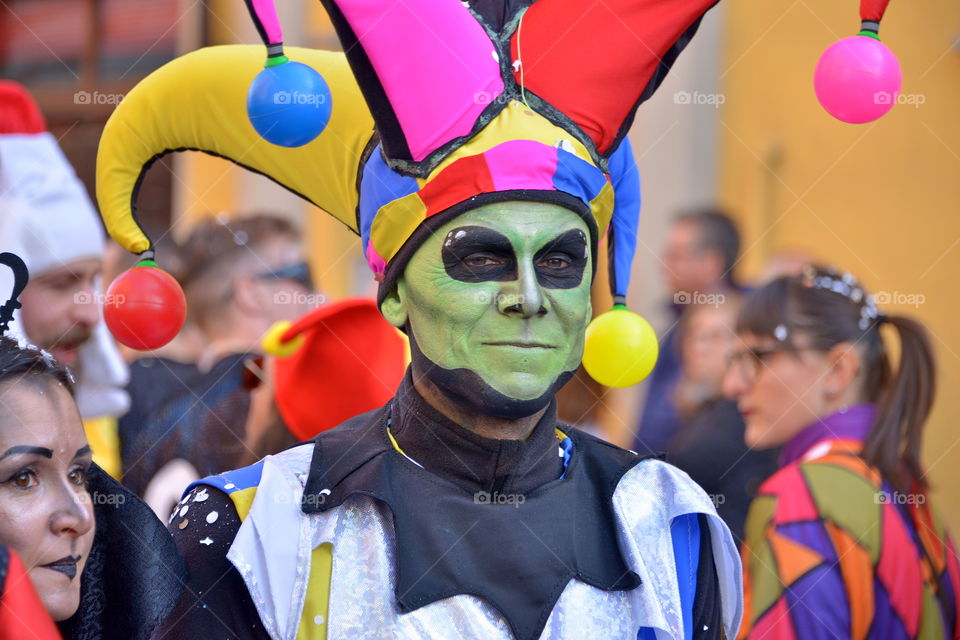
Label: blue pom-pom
xmin=246 ymin=60 xmax=331 ymax=147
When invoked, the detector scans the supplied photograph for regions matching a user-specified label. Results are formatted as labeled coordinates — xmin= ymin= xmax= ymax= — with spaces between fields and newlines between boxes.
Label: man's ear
xmin=232 ymin=275 xmax=260 ymax=314
xmin=379 ymin=279 xmax=408 ymax=329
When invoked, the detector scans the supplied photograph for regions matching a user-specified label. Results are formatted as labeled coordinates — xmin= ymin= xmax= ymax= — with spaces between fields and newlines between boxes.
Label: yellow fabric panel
xmin=368 ymin=192 xmax=427 ymax=266
xmin=430 ymin=100 xmax=595 ymax=175
xmin=96 ymin=45 xmax=374 ymax=254
xmin=83 ymin=416 xmax=121 ymax=479
xmin=590 ymin=181 xmax=615 ymax=236
xmin=228 ymin=486 xmax=258 ymax=522
xmin=296 ymin=543 xmax=333 ymax=640
xmin=453 ymin=101 xmax=613 ymax=233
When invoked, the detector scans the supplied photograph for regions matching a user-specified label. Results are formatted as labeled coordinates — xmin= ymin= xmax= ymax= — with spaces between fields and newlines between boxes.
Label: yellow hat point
xmin=582 ymin=305 xmax=659 ymax=388
xmin=262 ymin=320 xmax=305 ymax=358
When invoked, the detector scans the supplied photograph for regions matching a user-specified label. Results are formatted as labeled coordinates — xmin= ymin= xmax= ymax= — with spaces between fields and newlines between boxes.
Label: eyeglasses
xmin=726 ymin=345 xmax=816 ymax=385
xmin=254 ymin=261 xmax=313 ymax=291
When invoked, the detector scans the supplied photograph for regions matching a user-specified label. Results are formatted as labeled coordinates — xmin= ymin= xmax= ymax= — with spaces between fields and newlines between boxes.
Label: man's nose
xmin=497 ymin=262 xmax=546 ymax=319
xmin=73 ymin=286 xmax=101 ymax=326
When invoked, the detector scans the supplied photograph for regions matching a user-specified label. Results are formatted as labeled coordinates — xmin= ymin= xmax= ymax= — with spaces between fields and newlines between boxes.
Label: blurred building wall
xmin=718 ymin=0 xmax=960 ymax=529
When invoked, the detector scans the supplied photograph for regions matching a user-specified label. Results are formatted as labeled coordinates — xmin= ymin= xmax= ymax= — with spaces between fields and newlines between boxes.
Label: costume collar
xmin=302 ymin=402 xmax=646 ymax=640
xmin=389 ymin=371 xmax=565 ymax=495
xmin=779 ymin=403 xmax=877 ymax=466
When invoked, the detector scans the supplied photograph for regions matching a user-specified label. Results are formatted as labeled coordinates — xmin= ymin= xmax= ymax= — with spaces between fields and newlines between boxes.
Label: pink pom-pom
xmin=814 ymin=35 xmax=902 ymax=124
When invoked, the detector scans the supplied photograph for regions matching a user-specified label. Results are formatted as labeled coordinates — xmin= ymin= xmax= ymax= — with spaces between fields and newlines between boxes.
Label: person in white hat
xmin=0 ymin=81 xmax=129 ymax=477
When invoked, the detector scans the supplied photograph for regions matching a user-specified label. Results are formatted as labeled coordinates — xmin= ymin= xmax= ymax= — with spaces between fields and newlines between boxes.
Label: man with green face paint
xmin=94 ymin=0 xmax=743 ymax=638
xmin=151 ymin=198 xmax=739 ymax=640
xmin=384 ymin=203 xmax=593 ymax=423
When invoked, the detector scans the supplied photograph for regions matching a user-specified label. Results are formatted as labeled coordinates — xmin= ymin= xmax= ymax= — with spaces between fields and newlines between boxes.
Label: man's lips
xmin=483 ymin=342 xmax=556 ymax=349
xmin=41 ymin=555 xmax=81 ymax=581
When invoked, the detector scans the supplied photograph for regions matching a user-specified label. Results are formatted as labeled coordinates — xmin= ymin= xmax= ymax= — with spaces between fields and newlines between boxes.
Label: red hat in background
xmin=0 ymin=80 xmax=46 ymax=134
xmin=270 ymin=298 xmax=407 ymax=441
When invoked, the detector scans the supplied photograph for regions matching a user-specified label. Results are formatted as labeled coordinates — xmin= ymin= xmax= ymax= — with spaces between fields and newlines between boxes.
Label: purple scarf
xmin=779 ymin=403 xmax=877 ymax=467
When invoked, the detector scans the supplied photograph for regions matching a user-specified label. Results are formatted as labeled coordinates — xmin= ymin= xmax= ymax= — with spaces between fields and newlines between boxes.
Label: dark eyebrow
xmin=74 ymin=446 xmax=92 ymax=459
xmin=534 ymin=229 xmax=588 ymax=259
xmin=0 ymin=446 xmax=54 ymax=462
xmin=443 ymin=226 xmax=514 ymax=253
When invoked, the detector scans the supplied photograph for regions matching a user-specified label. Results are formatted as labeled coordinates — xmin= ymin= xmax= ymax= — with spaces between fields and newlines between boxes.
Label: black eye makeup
xmin=442 ymin=227 xmax=517 ymax=283
xmin=442 ymin=226 xmax=589 ymax=289
xmin=533 ymin=229 xmax=588 ymax=289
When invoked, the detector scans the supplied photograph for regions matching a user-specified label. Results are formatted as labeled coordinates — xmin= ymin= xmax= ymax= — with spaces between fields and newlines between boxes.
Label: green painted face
xmin=381 ymin=201 xmax=593 ymax=412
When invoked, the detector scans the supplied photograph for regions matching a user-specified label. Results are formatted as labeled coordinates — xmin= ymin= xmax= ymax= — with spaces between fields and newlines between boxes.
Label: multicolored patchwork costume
xmin=739 ymin=404 xmax=960 ymax=639
xmin=160 ymin=377 xmax=742 ymax=639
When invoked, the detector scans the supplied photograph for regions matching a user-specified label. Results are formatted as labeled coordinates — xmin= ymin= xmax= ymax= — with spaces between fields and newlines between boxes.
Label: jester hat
xmin=96 ymin=0 xmax=723 ymax=384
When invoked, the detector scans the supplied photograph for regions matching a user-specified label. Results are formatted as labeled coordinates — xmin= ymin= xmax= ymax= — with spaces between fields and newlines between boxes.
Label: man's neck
xmin=411 ymin=370 xmax=547 ymax=441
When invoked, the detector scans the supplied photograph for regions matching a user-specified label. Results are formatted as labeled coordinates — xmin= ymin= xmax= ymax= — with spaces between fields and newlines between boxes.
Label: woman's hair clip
xmin=0 ymin=252 xmax=29 ymax=337
xmin=800 ymin=265 xmax=881 ymax=331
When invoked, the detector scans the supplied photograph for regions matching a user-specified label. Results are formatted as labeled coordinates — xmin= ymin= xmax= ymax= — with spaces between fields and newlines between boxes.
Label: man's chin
xmin=484 ymin=374 xmax=554 ymax=404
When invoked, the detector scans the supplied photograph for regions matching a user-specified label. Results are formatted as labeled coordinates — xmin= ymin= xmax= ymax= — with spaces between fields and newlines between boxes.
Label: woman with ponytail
xmin=724 ymin=264 xmax=960 ymax=639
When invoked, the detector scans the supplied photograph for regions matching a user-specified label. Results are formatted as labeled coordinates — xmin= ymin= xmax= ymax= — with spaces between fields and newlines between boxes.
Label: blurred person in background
xmin=120 ymin=214 xmax=318 ymax=514
xmin=725 ymin=265 xmax=960 ymax=639
xmin=634 ymin=207 xmax=742 ymax=454
xmin=665 ymin=296 xmax=778 ymax=543
xmin=0 ymin=81 xmax=129 ymax=479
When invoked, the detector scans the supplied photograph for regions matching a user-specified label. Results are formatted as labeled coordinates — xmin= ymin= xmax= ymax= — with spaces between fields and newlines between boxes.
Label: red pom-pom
xmin=103 ymin=263 xmax=186 ymax=350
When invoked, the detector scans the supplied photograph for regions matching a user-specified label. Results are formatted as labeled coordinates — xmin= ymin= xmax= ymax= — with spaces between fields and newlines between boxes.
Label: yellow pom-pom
xmin=582 ymin=307 xmax=659 ymax=387
xmin=262 ymin=321 xmax=305 ymax=358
